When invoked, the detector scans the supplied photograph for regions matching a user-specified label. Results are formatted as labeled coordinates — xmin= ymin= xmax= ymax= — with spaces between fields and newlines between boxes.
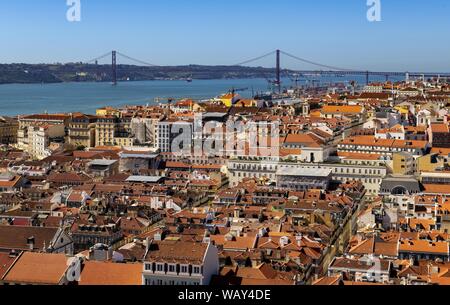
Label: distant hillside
xmin=0 ymin=63 xmax=281 ymax=84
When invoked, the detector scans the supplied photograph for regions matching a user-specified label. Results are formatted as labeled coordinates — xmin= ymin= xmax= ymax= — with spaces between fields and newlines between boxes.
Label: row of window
xmin=231 ymin=165 xmax=384 ymax=176
xmin=144 ymin=262 xmax=201 ymax=275
xmin=144 ymin=278 xmax=200 ymax=285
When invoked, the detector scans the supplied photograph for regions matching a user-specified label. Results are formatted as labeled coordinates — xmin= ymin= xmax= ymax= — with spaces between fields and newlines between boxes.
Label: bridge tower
xmin=112 ymin=50 xmax=117 ymax=86
xmin=276 ymin=49 xmax=281 ymax=93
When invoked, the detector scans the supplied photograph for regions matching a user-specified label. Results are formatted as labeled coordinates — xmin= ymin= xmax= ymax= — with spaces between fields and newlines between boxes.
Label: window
xmin=168 ymin=264 xmax=175 ymax=273
xmin=145 ymin=263 xmax=152 ymax=271
xmin=181 ymin=265 xmax=188 ymax=273
xmin=193 ymin=266 xmax=201 ymax=274
xmin=157 ymin=264 xmax=163 ymax=272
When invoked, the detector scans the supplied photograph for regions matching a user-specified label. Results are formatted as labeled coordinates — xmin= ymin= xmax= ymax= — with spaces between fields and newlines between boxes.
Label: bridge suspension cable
xmin=232 ymin=50 xmax=277 ymax=66
xmin=115 ymin=51 xmax=159 ymax=67
xmin=83 ymin=51 xmax=113 ymax=64
xmin=280 ymin=50 xmax=356 ymax=72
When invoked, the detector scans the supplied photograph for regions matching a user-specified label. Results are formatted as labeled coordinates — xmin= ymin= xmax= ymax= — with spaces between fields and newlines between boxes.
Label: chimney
xmin=27 ymin=236 xmax=35 ymax=251
xmin=145 ymin=237 xmax=154 ymax=253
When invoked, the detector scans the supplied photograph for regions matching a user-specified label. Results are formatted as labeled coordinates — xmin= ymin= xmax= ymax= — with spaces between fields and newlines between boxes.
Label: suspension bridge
xmin=83 ymin=50 xmax=450 ymax=91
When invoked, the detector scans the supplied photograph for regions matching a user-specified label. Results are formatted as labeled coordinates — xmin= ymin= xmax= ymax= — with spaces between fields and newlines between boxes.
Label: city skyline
xmin=1 ymin=0 xmax=450 ymax=71
xmin=1 ymin=0 xmax=450 ymax=293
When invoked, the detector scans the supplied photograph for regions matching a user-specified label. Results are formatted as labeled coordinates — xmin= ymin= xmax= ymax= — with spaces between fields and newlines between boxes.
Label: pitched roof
xmin=399 ymin=239 xmax=449 ymax=255
xmin=3 ymin=252 xmax=69 ymax=284
xmin=79 ymin=261 xmax=142 ymax=285
xmin=0 ymin=226 xmax=58 ymax=251
xmin=144 ymin=240 xmax=208 ymax=264
xmin=0 ymin=252 xmax=18 ymax=279
xmin=321 ymin=105 xmax=364 ymax=114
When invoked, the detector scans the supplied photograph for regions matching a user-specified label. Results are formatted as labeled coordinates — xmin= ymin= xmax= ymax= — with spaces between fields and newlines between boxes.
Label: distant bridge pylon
xmin=83 ymin=50 xmax=450 ymax=87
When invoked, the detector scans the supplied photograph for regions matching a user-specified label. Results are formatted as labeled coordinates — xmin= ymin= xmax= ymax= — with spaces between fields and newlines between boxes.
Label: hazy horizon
xmin=1 ymin=0 xmax=450 ymax=72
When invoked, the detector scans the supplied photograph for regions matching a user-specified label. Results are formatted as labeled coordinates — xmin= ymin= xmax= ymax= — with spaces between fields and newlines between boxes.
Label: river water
xmin=0 ymin=76 xmax=387 ymax=116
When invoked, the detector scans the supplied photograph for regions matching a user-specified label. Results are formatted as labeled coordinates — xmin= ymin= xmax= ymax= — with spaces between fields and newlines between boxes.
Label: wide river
xmin=0 ymin=76 xmax=383 ymax=116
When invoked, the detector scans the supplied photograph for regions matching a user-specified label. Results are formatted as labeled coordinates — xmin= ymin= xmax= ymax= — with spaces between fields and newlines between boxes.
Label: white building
xmin=142 ymin=239 xmax=219 ymax=285
xmin=227 ymin=157 xmax=387 ymax=195
xmin=28 ymin=124 xmax=65 ymax=160
xmin=156 ymin=120 xmax=193 ymax=153
xmin=131 ymin=117 xmax=159 ymax=147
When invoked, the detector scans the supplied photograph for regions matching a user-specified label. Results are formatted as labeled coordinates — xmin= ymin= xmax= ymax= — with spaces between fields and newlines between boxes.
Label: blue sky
xmin=0 ymin=0 xmax=449 ymax=71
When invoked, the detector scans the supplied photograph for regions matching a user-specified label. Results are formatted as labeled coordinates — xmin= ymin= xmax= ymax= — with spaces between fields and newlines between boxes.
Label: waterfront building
xmin=28 ymin=124 xmax=65 ymax=160
xmin=0 ymin=116 xmax=19 ymax=145
xmin=68 ymin=114 xmax=98 ymax=148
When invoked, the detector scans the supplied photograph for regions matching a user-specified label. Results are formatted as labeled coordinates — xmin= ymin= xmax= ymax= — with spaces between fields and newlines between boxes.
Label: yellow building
xmin=95 ymin=116 xmax=117 ymax=147
xmin=96 ymin=107 xmax=120 ymax=117
xmin=216 ymin=93 xmax=240 ymax=107
xmin=68 ymin=114 xmax=97 ymax=148
xmin=394 ymin=104 xmax=412 ymax=121
xmin=114 ymin=136 xmax=134 ymax=147
xmin=234 ymin=99 xmax=258 ymax=108
xmin=95 ymin=116 xmax=134 ymax=148
xmin=0 ymin=116 xmax=19 ymax=145
xmin=417 ymin=149 xmax=450 ymax=173
xmin=392 ymin=152 xmax=416 ymax=175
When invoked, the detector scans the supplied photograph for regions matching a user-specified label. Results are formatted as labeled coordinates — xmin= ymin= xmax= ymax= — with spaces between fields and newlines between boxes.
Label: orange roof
xmin=3 ymin=252 xmax=69 ymax=285
xmin=312 ymin=276 xmax=341 ymax=286
xmin=0 ymin=175 xmax=22 ymax=188
xmin=79 ymin=261 xmax=142 ymax=285
xmin=338 ymin=152 xmax=382 ymax=160
xmin=284 ymin=133 xmax=323 ymax=147
xmin=341 ymin=135 xmax=428 ymax=150
xmin=310 ymin=110 xmax=322 ymax=117
xmin=431 ymin=123 xmax=449 ymax=133
xmin=399 ymin=240 xmax=449 ymax=255
xmin=90 ymin=146 xmax=122 ymax=152
xmin=279 ymin=148 xmax=302 ymax=157
xmin=423 ymin=184 xmax=450 ymax=195
xmin=223 ymin=236 xmax=257 ymax=251
xmin=408 ymin=218 xmax=436 ymax=231
xmin=431 ymin=147 xmax=450 ymax=156
xmin=321 ymin=105 xmax=363 ymax=114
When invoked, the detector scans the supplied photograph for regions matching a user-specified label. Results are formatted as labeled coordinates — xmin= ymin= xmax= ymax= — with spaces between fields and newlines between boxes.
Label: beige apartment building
xmin=0 ymin=116 xmax=19 ymax=145
xmin=17 ymin=114 xmax=69 ymax=151
xmin=68 ymin=114 xmax=98 ymax=148
xmin=95 ymin=116 xmax=134 ymax=147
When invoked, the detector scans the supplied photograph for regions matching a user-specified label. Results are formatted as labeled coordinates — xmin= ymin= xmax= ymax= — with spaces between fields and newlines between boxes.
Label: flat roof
xmin=88 ymin=159 xmax=117 ymax=166
xmin=125 ymin=176 xmax=164 ymax=183
xmin=119 ymin=153 xmax=159 ymax=159
xmin=277 ymin=167 xmax=332 ymax=177
xmin=421 ymin=172 xmax=450 ymax=178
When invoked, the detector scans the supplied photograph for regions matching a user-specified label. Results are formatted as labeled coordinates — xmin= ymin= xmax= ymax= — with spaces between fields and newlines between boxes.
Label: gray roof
xmin=88 ymin=159 xmax=117 ymax=166
xmin=277 ymin=167 xmax=332 ymax=178
xmin=203 ymin=112 xmax=228 ymax=119
xmin=125 ymin=176 xmax=163 ymax=183
xmin=120 ymin=153 xmax=159 ymax=159
xmin=380 ymin=175 xmax=421 ymax=193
